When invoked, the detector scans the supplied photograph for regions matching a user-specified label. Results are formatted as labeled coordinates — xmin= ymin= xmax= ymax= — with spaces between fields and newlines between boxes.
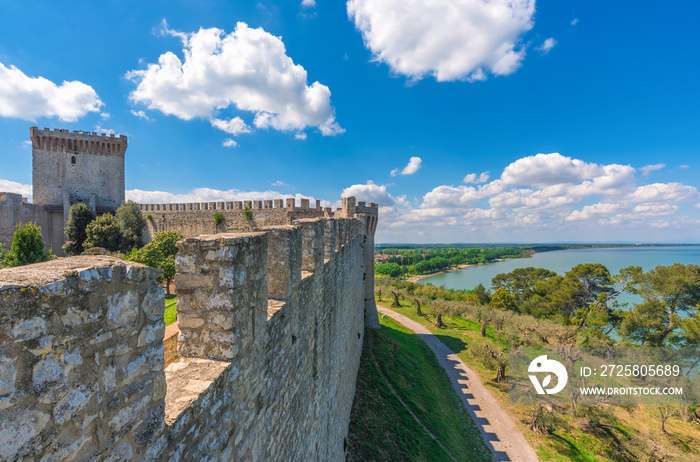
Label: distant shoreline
xmin=406 ymin=263 xmax=477 ymax=283
xmin=399 ymin=243 xmax=700 ymax=286
xmin=399 ymin=244 xmax=700 ymax=285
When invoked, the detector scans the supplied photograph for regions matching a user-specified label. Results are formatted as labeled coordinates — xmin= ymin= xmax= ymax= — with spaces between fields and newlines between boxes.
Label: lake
xmin=420 ymin=246 xmax=700 ymax=291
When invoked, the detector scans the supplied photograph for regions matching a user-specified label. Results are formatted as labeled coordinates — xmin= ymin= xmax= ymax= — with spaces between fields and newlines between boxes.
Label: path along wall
xmin=0 ymin=215 xmax=371 ymax=461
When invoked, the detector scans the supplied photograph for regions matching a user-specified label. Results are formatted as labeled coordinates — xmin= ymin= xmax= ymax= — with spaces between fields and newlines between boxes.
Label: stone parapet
xmin=0 ymin=256 xmax=165 ymax=461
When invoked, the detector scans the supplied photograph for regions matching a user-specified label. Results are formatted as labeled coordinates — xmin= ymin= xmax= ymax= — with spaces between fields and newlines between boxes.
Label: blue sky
xmin=1 ymin=0 xmax=699 ymax=243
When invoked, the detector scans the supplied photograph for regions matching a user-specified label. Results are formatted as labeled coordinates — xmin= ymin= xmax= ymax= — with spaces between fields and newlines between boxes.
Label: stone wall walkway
xmin=377 ymin=307 xmax=539 ymax=462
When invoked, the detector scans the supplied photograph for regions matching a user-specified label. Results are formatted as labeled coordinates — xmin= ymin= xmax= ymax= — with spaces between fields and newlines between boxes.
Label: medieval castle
xmin=0 ymin=128 xmax=379 ymax=460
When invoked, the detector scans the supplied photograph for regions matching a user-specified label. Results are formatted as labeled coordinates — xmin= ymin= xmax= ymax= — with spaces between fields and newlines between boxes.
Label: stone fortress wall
xmin=0 ymin=196 xmax=379 ymax=461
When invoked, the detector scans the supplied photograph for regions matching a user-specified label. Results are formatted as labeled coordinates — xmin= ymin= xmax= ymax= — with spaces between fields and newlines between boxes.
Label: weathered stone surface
xmin=0 ymin=256 xmax=164 ymax=460
xmin=137 ymin=321 xmax=165 ymax=348
xmin=0 ymin=410 xmax=49 ymax=459
xmin=12 ymin=316 xmax=46 ymax=340
xmin=53 ymin=385 xmax=94 ymax=425
xmin=0 ymin=356 xmax=16 ymax=396
xmin=107 ymin=290 xmax=138 ymax=327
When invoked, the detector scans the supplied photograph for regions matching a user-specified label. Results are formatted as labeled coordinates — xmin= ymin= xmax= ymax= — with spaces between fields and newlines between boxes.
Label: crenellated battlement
xmin=0 ymin=212 xmax=373 ymax=460
xmin=138 ymin=197 xmax=327 ymax=213
xmin=30 ymin=126 xmax=127 ymax=157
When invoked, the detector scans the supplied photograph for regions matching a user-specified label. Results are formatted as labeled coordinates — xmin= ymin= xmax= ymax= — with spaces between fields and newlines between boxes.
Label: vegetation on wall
xmin=241 ymin=206 xmax=252 ymax=220
xmin=213 ymin=212 xmax=224 ymax=226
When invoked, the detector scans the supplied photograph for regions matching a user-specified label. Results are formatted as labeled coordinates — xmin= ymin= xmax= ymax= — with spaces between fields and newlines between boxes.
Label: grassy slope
xmin=347 ymin=316 xmax=493 ymax=462
xmin=164 ymin=295 xmax=176 ymax=326
xmin=376 ymin=296 xmax=700 ymax=462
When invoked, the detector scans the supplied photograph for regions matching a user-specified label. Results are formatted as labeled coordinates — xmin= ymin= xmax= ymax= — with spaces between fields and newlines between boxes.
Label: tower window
xmin=71 ymin=156 xmax=76 ymax=164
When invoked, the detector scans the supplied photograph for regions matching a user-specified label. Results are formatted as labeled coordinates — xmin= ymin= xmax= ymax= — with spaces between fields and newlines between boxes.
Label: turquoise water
xmin=420 ymin=246 xmax=700 ymax=291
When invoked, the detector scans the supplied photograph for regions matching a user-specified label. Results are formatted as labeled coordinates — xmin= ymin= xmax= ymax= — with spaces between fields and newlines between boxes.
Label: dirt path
xmin=377 ymin=306 xmax=539 ymax=462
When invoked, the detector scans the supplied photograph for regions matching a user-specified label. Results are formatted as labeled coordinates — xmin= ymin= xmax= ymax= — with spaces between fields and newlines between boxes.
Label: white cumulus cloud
xmin=342 ymin=181 xmax=395 ymax=206
xmin=463 ymin=171 xmax=490 ymax=183
xmin=640 ymin=163 xmax=665 ymax=176
xmin=301 ymin=0 xmax=316 ymax=6
xmin=210 ymin=117 xmax=251 ymax=135
xmin=0 ymin=179 xmax=32 ymax=198
xmin=222 ymin=139 xmax=238 ymax=148
xmin=501 ymin=153 xmax=629 ymax=187
xmin=537 ymin=37 xmax=557 ymax=54
xmin=127 ymin=20 xmax=343 ymax=138
xmin=94 ymin=126 xmax=115 ymax=135
xmin=391 ymin=156 xmax=422 ymax=176
xmin=130 ymin=110 xmax=150 ymax=120
xmin=347 ymin=0 xmax=536 ymax=82
xmin=627 ymin=183 xmax=699 ymax=203
xmin=0 ymin=62 xmax=103 ymax=122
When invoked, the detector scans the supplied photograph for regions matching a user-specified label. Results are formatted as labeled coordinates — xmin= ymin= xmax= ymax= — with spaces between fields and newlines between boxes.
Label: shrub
xmin=213 ymin=212 xmax=224 ymax=226
xmin=127 ymin=231 xmax=184 ymax=295
xmin=242 ymin=206 xmax=252 ymax=220
xmin=4 ymin=222 xmax=51 ymax=267
xmin=115 ymin=200 xmax=145 ymax=251
xmin=146 ymin=213 xmax=153 ymax=221
xmin=84 ymin=213 xmax=122 ymax=251
xmin=63 ymin=203 xmax=96 ymax=255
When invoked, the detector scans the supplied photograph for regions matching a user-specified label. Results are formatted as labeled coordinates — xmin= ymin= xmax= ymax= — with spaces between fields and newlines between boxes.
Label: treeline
xmin=484 ymin=263 xmax=700 ymax=348
xmin=383 ymin=261 xmax=700 ymax=349
xmin=375 ymin=247 xmax=530 ymax=277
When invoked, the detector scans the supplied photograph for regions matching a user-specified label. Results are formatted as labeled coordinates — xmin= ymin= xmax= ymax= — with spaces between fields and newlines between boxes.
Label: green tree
xmin=620 ymin=263 xmax=700 ymax=346
xmin=63 ymin=202 xmax=96 ymax=255
xmin=473 ymin=283 xmax=491 ymax=305
xmin=492 ymin=267 xmax=557 ymax=306
xmin=84 ymin=213 xmax=122 ymax=251
xmin=490 ymin=288 xmax=516 ymax=311
xmin=115 ymin=200 xmax=145 ymax=251
xmin=128 ymin=231 xmax=184 ymax=295
xmin=4 ymin=222 xmax=51 ymax=267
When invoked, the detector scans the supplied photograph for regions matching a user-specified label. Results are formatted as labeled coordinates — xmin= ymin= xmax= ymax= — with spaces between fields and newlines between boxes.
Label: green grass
xmin=164 ymin=295 xmax=176 ymax=326
xmin=347 ymin=316 xmax=493 ymax=462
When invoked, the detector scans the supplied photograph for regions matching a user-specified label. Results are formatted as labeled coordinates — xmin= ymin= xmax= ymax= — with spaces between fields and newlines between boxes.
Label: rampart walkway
xmin=377 ymin=306 xmax=539 ymax=462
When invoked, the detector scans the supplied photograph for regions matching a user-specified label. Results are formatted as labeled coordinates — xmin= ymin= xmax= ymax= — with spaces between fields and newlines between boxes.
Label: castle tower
xmin=30 ymin=127 xmax=127 ymax=213
xmin=342 ymin=196 xmax=381 ymax=329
